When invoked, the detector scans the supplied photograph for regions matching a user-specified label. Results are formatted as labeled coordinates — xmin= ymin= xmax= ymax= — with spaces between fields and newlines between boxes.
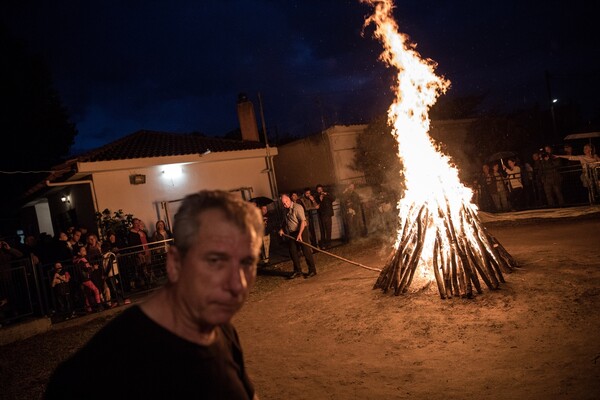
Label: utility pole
xmin=257 ymin=92 xmax=278 ymax=198
xmin=545 ymin=70 xmax=558 ymax=142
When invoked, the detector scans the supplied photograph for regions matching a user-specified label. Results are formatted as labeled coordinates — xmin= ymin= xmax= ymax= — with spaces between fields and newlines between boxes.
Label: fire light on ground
xmin=362 ymin=0 xmax=517 ymax=298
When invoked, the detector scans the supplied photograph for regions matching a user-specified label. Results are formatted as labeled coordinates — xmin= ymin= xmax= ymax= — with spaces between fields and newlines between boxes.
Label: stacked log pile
xmin=374 ymin=202 xmax=517 ymax=299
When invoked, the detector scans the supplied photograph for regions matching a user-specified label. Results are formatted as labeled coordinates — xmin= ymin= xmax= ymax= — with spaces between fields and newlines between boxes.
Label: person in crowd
xmin=151 ymin=220 xmax=173 ymax=251
xmin=559 ymin=143 xmax=588 ymax=203
xmin=254 ymin=204 xmax=275 ymax=266
xmin=53 ymin=231 xmax=74 ymax=263
xmin=341 ymin=183 xmax=365 ymax=241
xmin=50 ymin=262 xmax=73 ymax=317
xmin=21 ymin=235 xmax=41 ymax=266
xmin=279 ymin=193 xmax=317 ymax=279
xmin=477 ymin=164 xmax=495 ymax=212
xmin=490 ymin=162 xmax=510 ymax=212
xmin=73 ymin=246 xmax=103 ymax=313
xmin=45 ymin=190 xmax=264 ymax=399
xmin=298 ymin=187 xmax=319 ymax=248
xmin=151 ymin=219 xmax=173 ymax=277
xmin=127 ymin=218 xmax=153 ymax=289
xmin=539 ymin=145 xmax=565 ymax=207
xmin=65 ymin=226 xmax=75 ymax=238
xmin=290 ymin=191 xmax=302 ymax=205
xmin=105 ymin=230 xmax=126 ymax=250
xmin=85 ymin=233 xmax=103 ymax=266
xmin=0 ymin=239 xmax=24 ymax=323
xmin=101 ymin=231 xmax=130 ymax=306
xmin=531 ymin=152 xmax=546 ymax=206
xmin=520 ymin=157 xmax=535 ymax=208
xmin=315 ymin=184 xmax=336 ymax=249
xmin=77 ymin=226 xmax=90 ymax=245
xmin=67 ymin=229 xmax=83 ymax=255
xmin=554 ymin=143 xmax=600 ymax=191
xmin=90 ymin=256 xmax=111 ymax=308
xmin=502 ymin=158 xmax=524 ymax=210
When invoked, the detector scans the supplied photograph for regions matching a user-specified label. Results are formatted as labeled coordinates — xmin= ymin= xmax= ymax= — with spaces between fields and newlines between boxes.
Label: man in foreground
xmin=44 ymin=190 xmax=263 ymax=399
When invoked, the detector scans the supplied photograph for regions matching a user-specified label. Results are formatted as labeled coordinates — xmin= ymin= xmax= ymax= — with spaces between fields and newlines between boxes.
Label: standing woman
xmin=503 ymin=158 xmax=524 ymax=210
xmin=151 ymin=220 xmax=173 ymax=278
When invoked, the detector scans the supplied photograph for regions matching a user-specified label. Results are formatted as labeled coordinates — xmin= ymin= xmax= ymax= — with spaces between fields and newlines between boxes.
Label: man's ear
xmin=166 ymin=246 xmax=182 ymax=282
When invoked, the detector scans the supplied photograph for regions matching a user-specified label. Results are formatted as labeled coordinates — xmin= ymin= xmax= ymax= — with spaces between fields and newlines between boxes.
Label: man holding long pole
xmin=279 ymin=194 xmax=317 ymax=279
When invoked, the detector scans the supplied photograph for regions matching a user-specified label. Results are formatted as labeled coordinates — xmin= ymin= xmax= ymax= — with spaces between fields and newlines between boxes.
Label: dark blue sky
xmin=2 ymin=1 xmax=597 ymax=154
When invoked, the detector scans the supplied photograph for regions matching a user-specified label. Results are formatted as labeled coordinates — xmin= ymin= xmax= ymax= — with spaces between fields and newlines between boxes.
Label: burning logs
xmin=373 ymin=202 xmax=517 ymax=299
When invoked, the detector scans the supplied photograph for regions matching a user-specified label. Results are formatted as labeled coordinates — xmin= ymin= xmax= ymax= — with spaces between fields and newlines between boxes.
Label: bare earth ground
xmin=1 ymin=215 xmax=599 ymax=399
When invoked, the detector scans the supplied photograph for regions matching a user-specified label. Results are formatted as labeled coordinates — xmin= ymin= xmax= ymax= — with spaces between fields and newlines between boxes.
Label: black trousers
xmin=318 ymin=213 xmax=333 ymax=245
xmin=287 ymin=229 xmax=316 ymax=274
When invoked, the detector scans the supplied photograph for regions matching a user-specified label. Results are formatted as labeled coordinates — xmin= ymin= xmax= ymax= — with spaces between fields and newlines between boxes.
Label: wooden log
xmin=396 ymin=207 xmax=428 ymax=295
xmin=432 ymin=234 xmax=446 ymax=299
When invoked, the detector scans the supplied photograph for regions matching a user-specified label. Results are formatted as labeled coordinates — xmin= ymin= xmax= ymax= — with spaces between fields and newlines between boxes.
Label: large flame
xmin=363 ymin=0 xmax=479 ymax=288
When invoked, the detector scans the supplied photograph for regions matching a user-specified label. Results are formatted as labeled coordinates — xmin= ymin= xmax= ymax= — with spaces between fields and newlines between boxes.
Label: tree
xmin=0 ymin=26 xmax=77 ymax=231
xmin=353 ymin=115 xmax=403 ymax=197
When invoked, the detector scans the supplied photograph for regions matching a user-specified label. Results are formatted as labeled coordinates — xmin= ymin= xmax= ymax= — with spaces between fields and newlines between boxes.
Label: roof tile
xmin=77 ymin=130 xmax=264 ymax=162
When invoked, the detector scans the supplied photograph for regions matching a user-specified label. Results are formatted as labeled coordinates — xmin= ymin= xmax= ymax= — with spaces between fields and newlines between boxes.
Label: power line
xmin=0 ymin=169 xmax=70 ymax=174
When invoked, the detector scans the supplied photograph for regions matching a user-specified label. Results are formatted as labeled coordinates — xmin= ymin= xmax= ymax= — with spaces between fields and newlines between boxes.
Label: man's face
xmin=291 ymin=193 xmax=299 ymax=202
xmin=167 ymin=209 xmax=260 ymax=327
xmin=316 ymin=186 xmax=324 ymax=194
xmin=304 ymin=190 xmax=311 ymax=198
xmin=282 ymin=195 xmax=292 ymax=209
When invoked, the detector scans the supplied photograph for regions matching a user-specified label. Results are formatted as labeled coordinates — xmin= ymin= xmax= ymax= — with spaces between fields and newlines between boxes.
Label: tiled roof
xmin=76 ymin=130 xmax=265 ymax=162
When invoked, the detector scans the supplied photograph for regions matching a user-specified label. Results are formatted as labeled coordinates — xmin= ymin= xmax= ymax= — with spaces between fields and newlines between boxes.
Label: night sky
xmin=2 ymin=1 xmax=597 ymax=154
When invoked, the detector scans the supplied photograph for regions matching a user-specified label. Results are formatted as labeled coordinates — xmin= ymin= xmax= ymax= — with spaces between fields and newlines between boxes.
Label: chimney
xmin=236 ymin=93 xmax=260 ymax=142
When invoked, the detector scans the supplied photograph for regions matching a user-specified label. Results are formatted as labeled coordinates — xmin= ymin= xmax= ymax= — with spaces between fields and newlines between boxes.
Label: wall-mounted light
xmin=161 ymin=165 xmax=183 ymax=179
xmin=129 ymin=174 xmax=146 ymax=185
xmin=60 ymin=195 xmax=70 ymax=203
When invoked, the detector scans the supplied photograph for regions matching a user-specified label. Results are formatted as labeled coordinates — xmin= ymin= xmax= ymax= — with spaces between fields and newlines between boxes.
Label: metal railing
xmin=1 ymin=239 xmax=174 ymax=326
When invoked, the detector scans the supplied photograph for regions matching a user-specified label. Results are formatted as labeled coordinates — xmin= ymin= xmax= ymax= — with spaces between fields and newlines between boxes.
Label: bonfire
xmin=362 ymin=0 xmax=517 ymax=299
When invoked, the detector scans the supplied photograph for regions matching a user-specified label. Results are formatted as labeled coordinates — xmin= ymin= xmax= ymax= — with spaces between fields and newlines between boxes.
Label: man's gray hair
xmin=173 ymin=190 xmax=263 ymax=258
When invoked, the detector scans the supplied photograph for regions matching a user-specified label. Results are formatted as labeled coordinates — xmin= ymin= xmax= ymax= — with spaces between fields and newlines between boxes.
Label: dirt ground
xmin=1 ymin=215 xmax=599 ymax=400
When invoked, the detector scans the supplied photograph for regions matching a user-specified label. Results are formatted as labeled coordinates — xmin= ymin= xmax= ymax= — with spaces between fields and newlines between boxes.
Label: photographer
xmin=538 ymin=145 xmax=565 ymax=207
xmin=315 ymin=184 xmax=336 ymax=248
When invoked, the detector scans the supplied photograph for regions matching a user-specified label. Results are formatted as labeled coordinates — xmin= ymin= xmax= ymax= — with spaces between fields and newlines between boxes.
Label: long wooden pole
xmin=281 ymin=233 xmax=381 ymax=272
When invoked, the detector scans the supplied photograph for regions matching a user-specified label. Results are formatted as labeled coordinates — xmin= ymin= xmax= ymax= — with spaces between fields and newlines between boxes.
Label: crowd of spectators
xmin=474 ymin=143 xmax=600 ymax=213
xmin=0 ymin=218 xmax=175 ymax=324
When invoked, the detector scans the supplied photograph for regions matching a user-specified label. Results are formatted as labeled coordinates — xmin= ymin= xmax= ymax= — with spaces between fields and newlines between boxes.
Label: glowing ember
xmin=362 ymin=0 xmax=517 ymax=298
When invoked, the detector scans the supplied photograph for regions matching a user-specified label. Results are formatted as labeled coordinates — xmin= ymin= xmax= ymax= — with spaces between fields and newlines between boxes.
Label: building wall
xmin=273 ymin=134 xmax=334 ymax=194
xmin=326 ymin=124 xmax=368 ymax=186
xmin=274 ymin=124 xmax=368 ymax=194
xmin=91 ymin=155 xmax=273 ymax=232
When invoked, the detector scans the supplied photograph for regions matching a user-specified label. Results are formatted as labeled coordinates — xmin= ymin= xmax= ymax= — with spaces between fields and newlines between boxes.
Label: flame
xmin=363 ymin=0 xmax=478 ymax=288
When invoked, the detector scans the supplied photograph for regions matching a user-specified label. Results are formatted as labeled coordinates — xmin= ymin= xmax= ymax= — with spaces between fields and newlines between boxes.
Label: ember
xmin=362 ymin=0 xmax=517 ymax=298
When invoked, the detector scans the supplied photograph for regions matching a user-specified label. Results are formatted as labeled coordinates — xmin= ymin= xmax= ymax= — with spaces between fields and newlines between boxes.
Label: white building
xmin=21 ymin=130 xmax=278 ymax=237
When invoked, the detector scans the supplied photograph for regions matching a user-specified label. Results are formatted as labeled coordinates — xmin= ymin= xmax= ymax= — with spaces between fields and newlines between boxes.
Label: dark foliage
xmin=0 ymin=26 xmax=77 ymax=231
xmin=353 ymin=115 xmax=403 ymax=197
